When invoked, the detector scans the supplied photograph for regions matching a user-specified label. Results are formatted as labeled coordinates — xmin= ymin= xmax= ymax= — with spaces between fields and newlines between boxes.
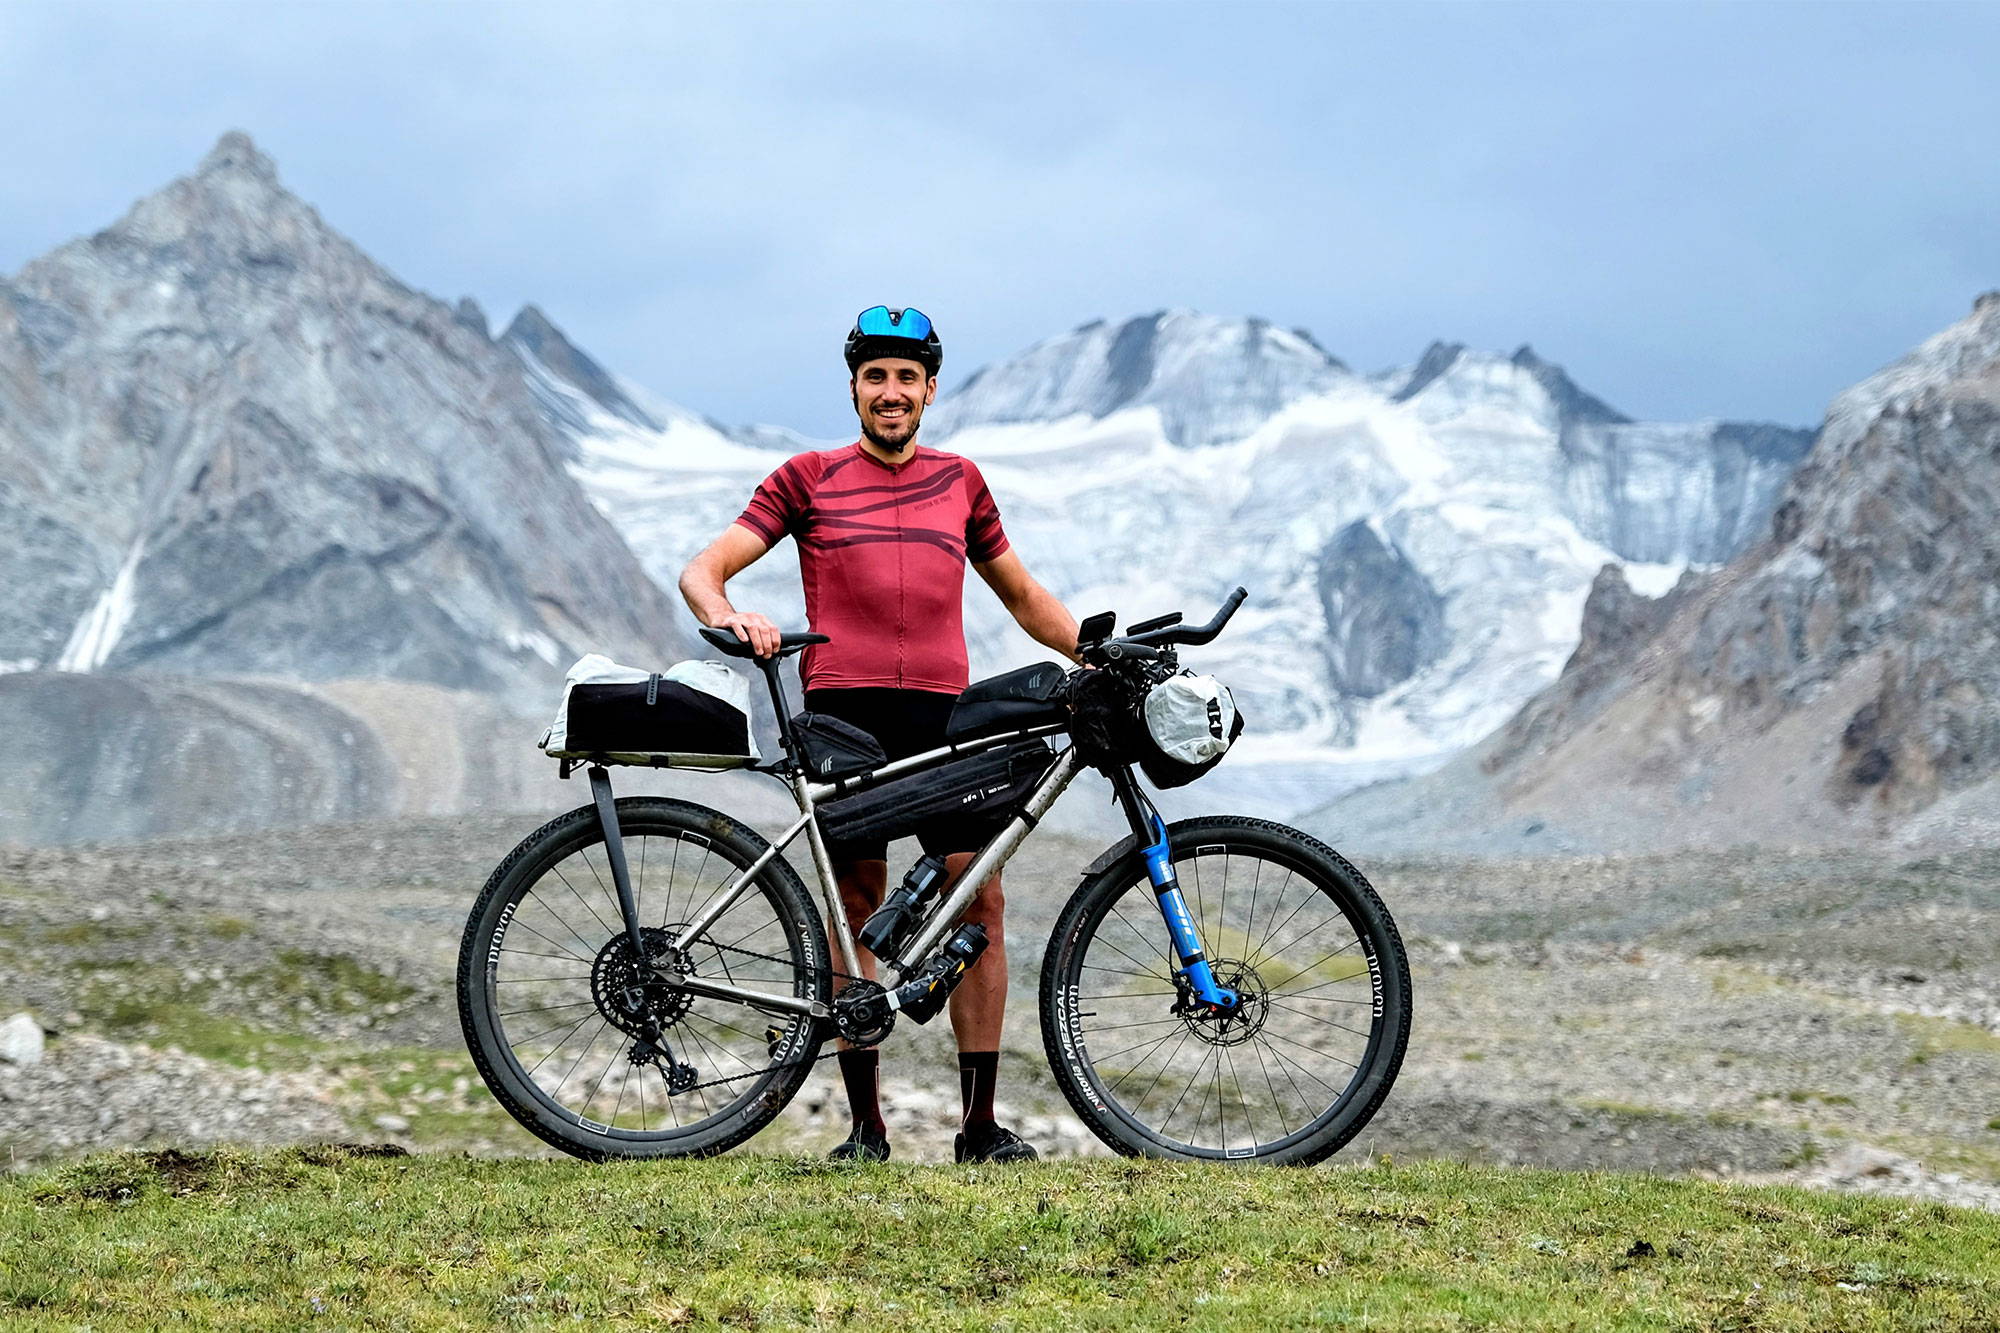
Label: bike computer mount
xmin=1075 ymin=611 xmax=1117 ymax=655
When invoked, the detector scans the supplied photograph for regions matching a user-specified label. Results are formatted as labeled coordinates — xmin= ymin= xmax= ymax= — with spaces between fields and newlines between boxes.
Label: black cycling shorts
xmin=803 ymin=686 xmax=992 ymax=864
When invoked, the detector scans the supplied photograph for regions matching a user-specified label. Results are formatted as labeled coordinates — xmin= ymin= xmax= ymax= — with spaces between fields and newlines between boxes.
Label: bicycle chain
xmin=633 ymin=934 xmax=863 ymax=1099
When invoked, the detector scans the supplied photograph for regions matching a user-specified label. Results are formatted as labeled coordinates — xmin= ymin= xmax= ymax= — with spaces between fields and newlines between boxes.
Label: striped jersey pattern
xmin=735 ymin=441 xmax=1011 ymax=694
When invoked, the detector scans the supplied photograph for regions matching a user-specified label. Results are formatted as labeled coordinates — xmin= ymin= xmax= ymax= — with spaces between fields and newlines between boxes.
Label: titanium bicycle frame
xmin=576 ymin=655 xmax=1240 ymax=1029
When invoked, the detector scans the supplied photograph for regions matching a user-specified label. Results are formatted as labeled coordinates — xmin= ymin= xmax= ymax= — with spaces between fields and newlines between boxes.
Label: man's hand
xmin=715 ymin=610 xmax=782 ymax=658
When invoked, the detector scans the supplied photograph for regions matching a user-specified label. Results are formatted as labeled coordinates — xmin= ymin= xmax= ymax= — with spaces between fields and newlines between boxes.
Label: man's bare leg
xmin=944 ymin=855 xmax=1033 ymax=1160
xmin=945 ymin=855 xmax=1006 ymax=1050
xmin=829 ymin=859 xmax=888 ymax=1160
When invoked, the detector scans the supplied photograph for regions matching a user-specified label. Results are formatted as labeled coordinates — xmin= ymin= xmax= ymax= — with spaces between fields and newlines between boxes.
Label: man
xmin=678 ymin=306 xmax=1080 ymax=1163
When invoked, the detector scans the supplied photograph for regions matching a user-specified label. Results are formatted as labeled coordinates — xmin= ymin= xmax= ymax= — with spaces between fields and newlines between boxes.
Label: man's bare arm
xmin=678 ymin=523 xmax=782 ymax=657
xmin=974 ymin=549 xmax=1082 ymax=663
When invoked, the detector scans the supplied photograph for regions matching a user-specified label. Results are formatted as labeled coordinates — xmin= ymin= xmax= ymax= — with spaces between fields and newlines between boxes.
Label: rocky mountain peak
xmin=0 ymin=135 xmax=686 ymax=701
xmin=197 ymin=130 xmax=279 ymax=184
xmin=927 ymin=308 xmax=1353 ymax=447
xmin=1389 ymin=341 xmax=1468 ymax=401
xmin=1434 ymin=290 xmax=2000 ymax=844
xmin=1392 ymin=337 xmax=1629 ymax=431
xmin=501 ymin=304 xmax=660 ymax=432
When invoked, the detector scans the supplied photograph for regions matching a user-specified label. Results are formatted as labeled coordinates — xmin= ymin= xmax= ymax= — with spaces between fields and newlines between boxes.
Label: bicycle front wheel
xmin=1041 ymin=816 xmax=1409 ymax=1165
xmin=457 ymin=796 xmax=830 ymax=1160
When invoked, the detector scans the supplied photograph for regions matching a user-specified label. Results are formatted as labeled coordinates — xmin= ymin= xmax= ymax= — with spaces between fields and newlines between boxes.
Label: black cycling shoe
xmin=954 ymin=1122 xmax=1038 ymax=1164
xmin=828 ymin=1123 xmax=890 ymax=1163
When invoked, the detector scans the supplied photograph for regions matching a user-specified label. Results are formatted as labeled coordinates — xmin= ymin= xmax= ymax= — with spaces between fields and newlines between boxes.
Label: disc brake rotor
xmin=1177 ymin=957 xmax=1270 ymax=1046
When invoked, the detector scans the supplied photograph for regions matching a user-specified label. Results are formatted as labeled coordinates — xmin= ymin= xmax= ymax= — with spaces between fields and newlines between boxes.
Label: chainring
xmin=831 ymin=979 xmax=895 ymax=1047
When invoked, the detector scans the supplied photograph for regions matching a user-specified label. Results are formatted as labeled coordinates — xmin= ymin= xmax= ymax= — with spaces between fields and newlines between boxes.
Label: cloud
xmin=4 ymin=1 xmax=1999 ymax=436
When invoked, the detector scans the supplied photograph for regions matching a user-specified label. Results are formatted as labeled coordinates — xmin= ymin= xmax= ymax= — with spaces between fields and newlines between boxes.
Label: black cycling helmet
xmin=844 ymin=305 xmax=941 ymax=376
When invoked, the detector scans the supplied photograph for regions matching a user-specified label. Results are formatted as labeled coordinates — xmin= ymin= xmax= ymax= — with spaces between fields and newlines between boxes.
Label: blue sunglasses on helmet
xmin=845 ymin=305 xmax=942 ymax=373
xmin=856 ymin=305 xmax=933 ymax=340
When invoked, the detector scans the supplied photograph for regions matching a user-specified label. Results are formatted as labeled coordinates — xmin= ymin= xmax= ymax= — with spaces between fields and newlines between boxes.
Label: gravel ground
xmin=3 ymin=812 xmax=1998 ymax=1208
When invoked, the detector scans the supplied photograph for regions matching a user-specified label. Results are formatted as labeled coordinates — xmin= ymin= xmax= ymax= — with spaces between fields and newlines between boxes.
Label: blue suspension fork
xmin=1110 ymin=769 xmax=1238 ymax=1011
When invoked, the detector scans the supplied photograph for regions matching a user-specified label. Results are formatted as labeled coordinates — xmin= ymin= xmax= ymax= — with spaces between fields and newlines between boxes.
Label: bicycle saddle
xmin=698 ymin=626 xmax=829 ymax=660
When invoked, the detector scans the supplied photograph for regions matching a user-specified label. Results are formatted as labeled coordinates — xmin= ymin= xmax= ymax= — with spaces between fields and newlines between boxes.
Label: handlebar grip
xmin=1168 ymin=586 xmax=1249 ymax=646
xmin=1111 ymin=586 xmax=1251 ymax=653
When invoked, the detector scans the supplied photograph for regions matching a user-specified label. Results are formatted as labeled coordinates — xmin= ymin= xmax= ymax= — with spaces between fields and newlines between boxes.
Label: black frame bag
xmin=818 ymin=738 xmax=1055 ymax=849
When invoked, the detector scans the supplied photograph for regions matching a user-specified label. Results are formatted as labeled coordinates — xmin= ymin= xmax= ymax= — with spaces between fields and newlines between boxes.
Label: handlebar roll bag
xmin=1066 ymin=665 xmax=1245 ymax=789
xmin=1138 ymin=671 xmax=1244 ymax=788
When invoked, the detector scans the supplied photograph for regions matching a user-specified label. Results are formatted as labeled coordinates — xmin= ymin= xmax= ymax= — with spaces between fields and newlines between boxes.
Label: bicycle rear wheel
xmin=457 ymin=797 xmax=830 ymax=1160
xmin=1041 ymin=816 xmax=1409 ymax=1164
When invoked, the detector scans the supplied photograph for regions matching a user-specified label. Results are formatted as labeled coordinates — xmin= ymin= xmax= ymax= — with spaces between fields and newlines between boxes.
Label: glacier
xmin=505 ymin=309 xmax=1813 ymax=821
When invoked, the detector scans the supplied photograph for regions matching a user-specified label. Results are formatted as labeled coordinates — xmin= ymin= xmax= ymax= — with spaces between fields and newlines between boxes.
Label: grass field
xmin=4 ymin=1149 xmax=1997 ymax=1331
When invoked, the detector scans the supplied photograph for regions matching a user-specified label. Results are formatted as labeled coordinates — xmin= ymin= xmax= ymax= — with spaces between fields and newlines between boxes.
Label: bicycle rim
xmin=1048 ymin=828 xmax=1405 ymax=1161
xmin=466 ymin=808 xmax=824 ymax=1151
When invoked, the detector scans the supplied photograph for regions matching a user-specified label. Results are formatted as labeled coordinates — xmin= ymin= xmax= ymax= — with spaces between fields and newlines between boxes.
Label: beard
xmin=859 ymin=402 xmax=923 ymax=453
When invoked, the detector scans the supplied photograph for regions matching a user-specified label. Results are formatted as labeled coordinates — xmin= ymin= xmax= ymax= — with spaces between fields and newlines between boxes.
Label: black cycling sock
xmin=838 ymin=1049 xmax=886 ymax=1136
xmin=959 ymin=1050 xmax=999 ymax=1129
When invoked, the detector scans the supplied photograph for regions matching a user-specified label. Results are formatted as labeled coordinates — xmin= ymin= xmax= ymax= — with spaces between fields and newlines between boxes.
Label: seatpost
xmin=759 ymin=655 xmax=802 ymax=762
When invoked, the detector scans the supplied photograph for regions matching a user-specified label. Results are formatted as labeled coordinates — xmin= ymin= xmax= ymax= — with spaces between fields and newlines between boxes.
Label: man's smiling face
xmin=851 ymin=357 xmax=936 ymax=453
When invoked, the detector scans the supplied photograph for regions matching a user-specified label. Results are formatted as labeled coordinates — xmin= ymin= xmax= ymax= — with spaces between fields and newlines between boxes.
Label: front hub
xmin=1177 ymin=958 xmax=1269 ymax=1046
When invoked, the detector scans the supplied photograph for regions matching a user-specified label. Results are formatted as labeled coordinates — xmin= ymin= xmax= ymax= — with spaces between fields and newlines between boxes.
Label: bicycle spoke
xmin=662 ymin=835 xmax=682 ymax=928
xmin=1080 ymin=961 xmax=1172 ymax=984
xmin=499 ymin=998 xmax=596 ymax=1018
xmin=1247 ymin=868 xmax=1303 ymax=959
xmin=1085 ymin=924 xmax=1175 ymax=986
xmin=572 ymin=851 xmax=620 ymax=936
xmin=1266 ymin=999 xmax=1375 ymax=1039
xmin=1262 ymin=1027 xmax=1361 ymax=1077
xmin=1128 ymin=1029 xmax=1193 ymax=1119
xmin=1082 ymin=1014 xmax=1182 ymax=1036
xmin=1239 ymin=854 xmax=1263 ymax=965
xmin=1103 ymin=1027 xmax=1185 ymax=1092
xmin=1106 ymin=896 xmax=1177 ymax=972
xmin=610 ymin=1049 xmax=632 ymax=1129
xmin=1248 ymin=1037 xmax=1291 ymax=1141
xmin=1268 ymin=943 xmax=1365 ymax=992
xmin=1255 ymin=918 xmax=1354 ymax=976
xmin=499 ymin=946 xmax=589 ymax=965
xmin=525 ymin=1009 xmax=598 ymax=1076
xmin=512 ymin=904 xmax=599 ymax=962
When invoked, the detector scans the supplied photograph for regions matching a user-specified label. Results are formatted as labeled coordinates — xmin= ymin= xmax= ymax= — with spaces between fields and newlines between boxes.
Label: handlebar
xmin=1080 ymin=586 xmax=1248 ymax=665
xmin=1137 ymin=585 xmax=1248 ymax=648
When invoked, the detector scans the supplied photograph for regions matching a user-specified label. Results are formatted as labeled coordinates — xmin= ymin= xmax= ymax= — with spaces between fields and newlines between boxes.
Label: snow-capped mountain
xmin=514 ymin=307 xmax=1814 ymax=816
xmin=924 ymin=310 xmax=1354 ymax=448
xmin=1311 ymin=291 xmax=2000 ymax=853
xmin=0 ymin=133 xmax=684 ymax=703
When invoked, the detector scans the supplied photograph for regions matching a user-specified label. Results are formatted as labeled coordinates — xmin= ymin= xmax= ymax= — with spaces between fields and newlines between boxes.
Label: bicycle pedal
xmin=764 ymin=1025 xmax=785 ymax=1059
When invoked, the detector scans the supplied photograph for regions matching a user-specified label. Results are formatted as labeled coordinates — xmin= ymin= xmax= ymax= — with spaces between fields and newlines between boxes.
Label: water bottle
xmin=890 ymin=922 xmax=990 ymax=1024
xmin=857 ymin=852 xmax=950 ymax=958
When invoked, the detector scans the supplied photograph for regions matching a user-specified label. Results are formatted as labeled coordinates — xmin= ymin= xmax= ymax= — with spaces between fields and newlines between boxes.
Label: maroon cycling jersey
xmin=735 ymin=441 xmax=1011 ymax=694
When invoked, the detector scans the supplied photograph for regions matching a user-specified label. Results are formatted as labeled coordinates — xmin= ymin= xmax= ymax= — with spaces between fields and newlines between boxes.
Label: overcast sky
xmin=3 ymin=1 xmax=1996 ymax=439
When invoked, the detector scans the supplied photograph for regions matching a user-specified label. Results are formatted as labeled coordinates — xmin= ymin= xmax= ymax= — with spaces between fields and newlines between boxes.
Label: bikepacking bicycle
xmin=456 ymin=589 xmax=1411 ymax=1164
